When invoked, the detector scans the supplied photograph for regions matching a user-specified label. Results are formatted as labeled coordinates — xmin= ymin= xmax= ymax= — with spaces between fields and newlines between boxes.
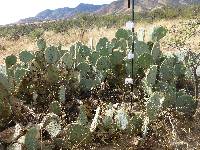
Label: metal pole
xmin=132 ymin=0 xmax=134 ymax=92
xmin=128 ymin=0 xmax=134 ymax=91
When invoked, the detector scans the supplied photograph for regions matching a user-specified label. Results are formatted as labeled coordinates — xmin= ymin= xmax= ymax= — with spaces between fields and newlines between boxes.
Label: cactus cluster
xmin=0 ymin=26 xmax=199 ymax=149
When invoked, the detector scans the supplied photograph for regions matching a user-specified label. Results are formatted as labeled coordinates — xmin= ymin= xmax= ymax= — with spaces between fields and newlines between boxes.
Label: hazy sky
xmin=0 ymin=0 xmax=114 ymax=25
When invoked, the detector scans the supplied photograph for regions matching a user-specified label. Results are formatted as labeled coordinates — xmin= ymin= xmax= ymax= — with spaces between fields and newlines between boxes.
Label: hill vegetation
xmin=0 ymin=4 xmax=199 ymax=41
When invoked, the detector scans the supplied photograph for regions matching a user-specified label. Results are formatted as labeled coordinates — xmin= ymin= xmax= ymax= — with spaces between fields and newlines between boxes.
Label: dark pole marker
xmin=128 ymin=0 xmax=131 ymax=8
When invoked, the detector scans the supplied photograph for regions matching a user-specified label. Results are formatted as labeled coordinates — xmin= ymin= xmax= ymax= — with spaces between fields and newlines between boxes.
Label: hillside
xmin=17 ymin=0 xmax=200 ymax=24
xmin=134 ymin=0 xmax=200 ymax=11
xmin=18 ymin=3 xmax=105 ymax=23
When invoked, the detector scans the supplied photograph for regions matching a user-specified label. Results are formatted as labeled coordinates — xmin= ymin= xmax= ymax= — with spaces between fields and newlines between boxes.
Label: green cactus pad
xmin=80 ymin=78 xmax=94 ymax=91
xmin=65 ymin=123 xmax=91 ymax=147
xmin=76 ymin=42 xmax=91 ymax=57
xmin=110 ymin=51 xmax=124 ymax=65
xmin=103 ymin=104 xmax=114 ymax=129
xmin=77 ymin=105 xmax=88 ymax=126
xmin=76 ymin=62 xmax=90 ymax=73
xmin=19 ymin=51 xmax=34 ymax=64
xmin=5 ymin=55 xmax=17 ymax=68
xmin=47 ymin=65 xmax=59 ymax=83
xmin=49 ymin=101 xmax=62 ymax=116
xmin=0 ymin=73 xmax=11 ymax=92
xmin=155 ymin=81 xmax=176 ymax=108
xmin=45 ymin=46 xmax=60 ymax=64
xmin=61 ymin=52 xmax=73 ymax=69
xmin=37 ymin=38 xmax=46 ymax=51
xmin=96 ymin=37 xmax=112 ymax=56
xmin=89 ymin=51 xmax=100 ymax=66
xmin=127 ymin=114 xmax=143 ymax=134
xmin=149 ymin=26 xmax=167 ymax=42
xmin=151 ymin=42 xmax=161 ymax=61
xmin=115 ymin=28 xmax=129 ymax=40
xmin=146 ymin=92 xmax=165 ymax=121
xmin=137 ymin=53 xmax=153 ymax=69
xmin=58 ymin=85 xmax=66 ymax=103
xmin=25 ymin=126 xmax=39 ymax=150
xmin=134 ymin=41 xmax=150 ymax=59
xmin=159 ymin=58 xmax=175 ymax=82
xmin=144 ymin=65 xmax=158 ymax=87
xmin=175 ymin=94 xmax=197 ymax=116
xmin=174 ymin=62 xmax=186 ymax=77
xmin=14 ymin=68 xmax=27 ymax=84
xmin=96 ymin=56 xmax=110 ymax=71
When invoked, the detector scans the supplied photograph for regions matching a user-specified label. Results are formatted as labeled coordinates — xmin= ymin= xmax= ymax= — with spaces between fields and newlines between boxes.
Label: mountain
xmin=134 ymin=0 xmax=200 ymax=11
xmin=18 ymin=0 xmax=200 ymax=24
xmin=18 ymin=3 xmax=105 ymax=23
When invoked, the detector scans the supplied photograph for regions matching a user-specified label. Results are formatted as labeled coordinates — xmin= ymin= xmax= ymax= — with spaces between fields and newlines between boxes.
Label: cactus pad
xmin=19 ymin=51 xmax=34 ymax=64
xmin=5 ymin=55 xmax=17 ymax=68
xmin=45 ymin=46 xmax=60 ymax=64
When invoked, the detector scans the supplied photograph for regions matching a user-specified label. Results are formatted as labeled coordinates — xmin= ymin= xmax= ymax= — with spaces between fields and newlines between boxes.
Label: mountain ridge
xmin=18 ymin=0 xmax=200 ymax=24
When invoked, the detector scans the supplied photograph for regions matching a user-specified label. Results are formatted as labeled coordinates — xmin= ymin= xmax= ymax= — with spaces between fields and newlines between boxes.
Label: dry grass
xmin=0 ymin=19 xmax=199 ymax=64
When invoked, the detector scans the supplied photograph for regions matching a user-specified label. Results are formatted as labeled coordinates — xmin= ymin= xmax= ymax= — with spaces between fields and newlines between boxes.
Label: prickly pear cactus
xmin=49 ymin=101 xmax=62 ymax=116
xmin=146 ymin=92 xmax=165 ymax=121
xmin=115 ymin=28 xmax=129 ymax=40
xmin=149 ymin=26 xmax=167 ymax=42
xmin=96 ymin=37 xmax=112 ymax=56
xmin=96 ymin=56 xmax=110 ymax=71
xmin=126 ymin=60 xmax=139 ymax=77
xmin=37 ymin=38 xmax=46 ymax=51
xmin=134 ymin=41 xmax=150 ymax=59
xmin=42 ymin=113 xmax=61 ymax=138
xmin=5 ymin=55 xmax=17 ymax=68
xmin=151 ymin=42 xmax=161 ymax=62
xmin=175 ymin=94 xmax=197 ymax=116
xmin=45 ymin=46 xmax=60 ymax=64
xmin=46 ymin=65 xmax=59 ymax=83
xmin=127 ymin=114 xmax=143 ymax=134
xmin=14 ymin=67 xmax=27 ymax=84
xmin=144 ymin=65 xmax=158 ymax=87
xmin=159 ymin=57 xmax=175 ymax=82
xmin=19 ymin=51 xmax=34 ymax=64
xmin=65 ymin=123 xmax=91 ymax=148
xmin=115 ymin=106 xmax=129 ymax=130
xmin=174 ymin=62 xmax=186 ymax=77
xmin=110 ymin=51 xmax=124 ymax=66
xmin=77 ymin=105 xmax=88 ymax=126
xmin=61 ymin=52 xmax=73 ymax=69
xmin=24 ymin=126 xmax=40 ymax=150
xmin=156 ymin=81 xmax=176 ymax=109
xmin=89 ymin=51 xmax=100 ymax=66
xmin=137 ymin=53 xmax=153 ymax=69
xmin=102 ymin=104 xmax=114 ymax=129
xmin=0 ymin=73 xmax=11 ymax=92
xmin=76 ymin=62 xmax=90 ymax=73
xmin=58 ymin=85 xmax=66 ymax=103
xmin=80 ymin=78 xmax=94 ymax=91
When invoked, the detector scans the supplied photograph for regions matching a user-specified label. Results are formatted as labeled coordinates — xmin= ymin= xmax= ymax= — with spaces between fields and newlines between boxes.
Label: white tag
xmin=196 ymin=66 xmax=200 ymax=76
xmin=126 ymin=21 xmax=134 ymax=30
xmin=127 ymin=52 xmax=134 ymax=60
xmin=125 ymin=78 xmax=133 ymax=84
